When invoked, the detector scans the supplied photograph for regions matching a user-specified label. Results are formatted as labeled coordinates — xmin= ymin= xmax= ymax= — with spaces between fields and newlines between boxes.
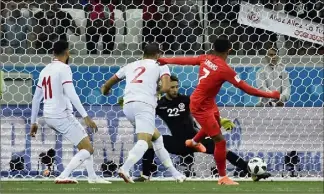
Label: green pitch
xmin=0 ymin=181 xmax=323 ymax=194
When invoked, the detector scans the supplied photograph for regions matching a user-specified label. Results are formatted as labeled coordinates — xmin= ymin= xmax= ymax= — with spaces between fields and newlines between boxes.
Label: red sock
xmin=193 ymin=130 xmax=206 ymax=143
xmin=214 ymin=139 xmax=227 ymax=177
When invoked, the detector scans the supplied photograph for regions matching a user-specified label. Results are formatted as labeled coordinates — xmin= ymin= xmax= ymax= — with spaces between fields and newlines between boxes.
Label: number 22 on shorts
xmin=131 ymin=67 xmax=146 ymax=83
xmin=198 ymin=68 xmax=210 ymax=84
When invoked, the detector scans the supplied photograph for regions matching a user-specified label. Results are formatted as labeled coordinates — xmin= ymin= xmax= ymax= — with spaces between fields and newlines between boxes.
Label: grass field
xmin=0 ymin=181 xmax=323 ymax=194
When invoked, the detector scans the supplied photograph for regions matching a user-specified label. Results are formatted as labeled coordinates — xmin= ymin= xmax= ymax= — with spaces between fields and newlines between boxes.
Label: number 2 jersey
xmin=115 ymin=59 xmax=170 ymax=108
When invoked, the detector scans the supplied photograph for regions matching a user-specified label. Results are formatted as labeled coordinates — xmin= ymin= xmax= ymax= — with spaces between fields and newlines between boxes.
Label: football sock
xmin=226 ymin=150 xmax=248 ymax=173
xmin=214 ymin=140 xmax=227 ymax=177
xmin=152 ymin=136 xmax=178 ymax=175
xmin=193 ymin=130 xmax=206 ymax=143
xmin=84 ymin=155 xmax=97 ymax=179
xmin=122 ymin=140 xmax=148 ymax=172
xmin=60 ymin=149 xmax=91 ymax=178
xmin=142 ymin=149 xmax=155 ymax=177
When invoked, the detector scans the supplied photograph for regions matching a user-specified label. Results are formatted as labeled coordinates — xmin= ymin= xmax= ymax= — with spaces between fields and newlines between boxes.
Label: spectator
xmin=256 ymin=48 xmax=291 ymax=107
xmin=84 ymin=0 xmax=116 ymax=54
xmin=142 ymin=0 xmax=172 ymax=53
xmin=169 ymin=0 xmax=203 ymax=55
xmin=32 ymin=0 xmax=81 ymax=54
xmin=1 ymin=1 xmax=31 ymax=54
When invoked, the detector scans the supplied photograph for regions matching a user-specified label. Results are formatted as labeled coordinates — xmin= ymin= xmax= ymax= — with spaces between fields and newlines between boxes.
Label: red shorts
xmin=190 ymin=106 xmax=221 ymax=137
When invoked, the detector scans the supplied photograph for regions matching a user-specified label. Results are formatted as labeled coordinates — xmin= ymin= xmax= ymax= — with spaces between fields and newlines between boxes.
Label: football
xmin=247 ymin=157 xmax=267 ymax=175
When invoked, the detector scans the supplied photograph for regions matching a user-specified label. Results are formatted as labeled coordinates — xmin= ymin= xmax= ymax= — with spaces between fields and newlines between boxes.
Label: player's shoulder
xmin=177 ymin=94 xmax=190 ymax=102
xmin=157 ymin=95 xmax=168 ymax=106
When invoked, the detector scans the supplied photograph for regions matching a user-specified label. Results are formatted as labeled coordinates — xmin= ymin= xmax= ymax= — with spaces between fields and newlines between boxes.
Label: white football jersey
xmin=115 ymin=59 xmax=170 ymax=107
xmin=37 ymin=59 xmax=73 ymax=118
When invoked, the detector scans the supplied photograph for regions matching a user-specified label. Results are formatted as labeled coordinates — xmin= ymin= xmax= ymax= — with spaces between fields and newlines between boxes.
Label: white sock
xmin=122 ymin=140 xmax=148 ymax=172
xmin=84 ymin=155 xmax=97 ymax=179
xmin=152 ymin=136 xmax=178 ymax=176
xmin=60 ymin=149 xmax=91 ymax=178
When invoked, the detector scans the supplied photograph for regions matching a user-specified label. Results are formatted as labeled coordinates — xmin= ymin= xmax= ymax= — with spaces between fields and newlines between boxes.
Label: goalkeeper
xmin=118 ymin=75 xmax=270 ymax=182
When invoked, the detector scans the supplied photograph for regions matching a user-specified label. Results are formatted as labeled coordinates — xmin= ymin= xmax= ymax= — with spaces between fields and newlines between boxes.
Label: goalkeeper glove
xmin=220 ymin=118 xmax=235 ymax=131
xmin=118 ymin=97 xmax=124 ymax=108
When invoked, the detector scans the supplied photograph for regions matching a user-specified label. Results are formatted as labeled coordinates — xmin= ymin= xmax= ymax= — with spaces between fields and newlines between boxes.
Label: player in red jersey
xmin=158 ymin=38 xmax=280 ymax=185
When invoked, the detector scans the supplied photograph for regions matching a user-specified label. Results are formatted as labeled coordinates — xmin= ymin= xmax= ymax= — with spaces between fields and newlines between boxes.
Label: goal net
xmin=0 ymin=0 xmax=323 ymax=180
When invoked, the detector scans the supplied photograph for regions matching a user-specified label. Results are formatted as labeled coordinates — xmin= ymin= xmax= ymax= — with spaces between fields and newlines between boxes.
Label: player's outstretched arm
xmin=30 ymin=86 xmax=43 ymax=137
xmin=237 ymin=81 xmax=280 ymax=99
xmin=224 ymin=67 xmax=280 ymax=99
xmin=158 ymin=56 xmax=201 ymax=66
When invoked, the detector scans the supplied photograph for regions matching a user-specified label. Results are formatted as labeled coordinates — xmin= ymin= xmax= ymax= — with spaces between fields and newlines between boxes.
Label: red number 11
xmin=42 ymin=76 xmax=53 ymax=99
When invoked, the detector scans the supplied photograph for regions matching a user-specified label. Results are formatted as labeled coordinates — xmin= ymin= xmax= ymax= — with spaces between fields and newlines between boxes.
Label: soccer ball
xmin=247 ymin=157 xmax=267 ymax=175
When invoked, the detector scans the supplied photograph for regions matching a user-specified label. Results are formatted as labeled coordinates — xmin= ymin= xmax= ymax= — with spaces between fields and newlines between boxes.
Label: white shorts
xmin=123 ymin=101 xmax=156 ymax=135
xmin=45 ymin=115 xmax=88 ymax=146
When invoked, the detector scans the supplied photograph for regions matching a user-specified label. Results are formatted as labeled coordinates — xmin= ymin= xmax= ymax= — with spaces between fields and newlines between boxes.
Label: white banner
xmin=238 ymin=1 xmax=324 ymax=45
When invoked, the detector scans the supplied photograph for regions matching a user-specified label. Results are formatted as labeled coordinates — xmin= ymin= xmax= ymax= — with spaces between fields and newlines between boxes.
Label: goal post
xmin=0 ymin=0 xmax=323 ymax=180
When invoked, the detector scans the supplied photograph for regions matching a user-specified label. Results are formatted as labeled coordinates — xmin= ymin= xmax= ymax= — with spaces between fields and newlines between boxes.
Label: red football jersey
xmin=158 ymin=54 xmax=280 ymax=111
xmin=190 ymin=55 xmax=241 ymax=109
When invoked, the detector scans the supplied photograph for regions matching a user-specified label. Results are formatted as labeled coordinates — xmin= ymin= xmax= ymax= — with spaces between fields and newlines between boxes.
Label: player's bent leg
xmin=185 ymin=129 xmax=207 ymax=153
xmin=119 ymin=133 xmax=151 ymax=183
xmin=200 ymin=113 xmax=238 ymax=185
xmin=200 ymin=137 xmax=215 ymax=154
xmin=210 ymin=134 xmax=238 ymax=185
xmin=226 ymin=150 xmax=249 ymax=176
xmin=152 ymin=129 xmax=186 ymax=182
xmin=47 ymin=117 xmax=92 ymax=184
xmin=134 ymin=148 xmax=155 ymax=182
xmin=55 ymin=137 xmax=91 ymax=184
xmin=76 ymin=137 xmax=111 ymax=184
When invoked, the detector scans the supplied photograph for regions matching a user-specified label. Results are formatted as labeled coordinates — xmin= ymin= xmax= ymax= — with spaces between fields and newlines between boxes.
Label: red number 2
xmin=131 ymin=67 xmax=146 ymax=83
xmin=42 ymin=76 xmax=53 ymax=99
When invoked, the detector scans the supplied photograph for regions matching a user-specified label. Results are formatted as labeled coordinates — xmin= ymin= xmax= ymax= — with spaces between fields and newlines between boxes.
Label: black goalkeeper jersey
xmin=156 ymin=94 xmax=198 ymax=140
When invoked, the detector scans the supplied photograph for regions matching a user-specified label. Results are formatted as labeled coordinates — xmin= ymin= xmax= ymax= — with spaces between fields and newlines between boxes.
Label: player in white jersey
xmin=101 ymin=43 xmax=186 ymax=183
xmin=30 ymin=41 xmax=110 ymax=184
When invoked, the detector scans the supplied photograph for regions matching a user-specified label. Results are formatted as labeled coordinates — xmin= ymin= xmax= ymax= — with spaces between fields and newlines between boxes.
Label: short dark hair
xmin=53 ymin=40 xmax=69 ymax=56
xmin=143 ymin=42 xmax=162 ymax=56
xmin=170 ymin=75 xmax=179 ymax=82
xmin=213 ymin=38 xmax=231 ymax=53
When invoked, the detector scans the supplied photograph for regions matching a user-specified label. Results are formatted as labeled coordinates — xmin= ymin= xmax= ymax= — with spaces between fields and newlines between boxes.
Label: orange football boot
xmin=218 ymin=176 xmax=239 ymax=185
xmin=185 ymin=139 xmax=206 ymax=153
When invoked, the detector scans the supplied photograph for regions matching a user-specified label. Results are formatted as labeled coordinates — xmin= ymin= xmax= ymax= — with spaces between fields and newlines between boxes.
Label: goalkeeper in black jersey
xmin=119 ymin=75 xmax=270 ymax=181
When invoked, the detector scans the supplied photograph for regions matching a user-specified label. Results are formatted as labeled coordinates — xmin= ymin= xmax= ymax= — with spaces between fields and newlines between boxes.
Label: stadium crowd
xmin=0 ymin=0 xmax=323 ymax=55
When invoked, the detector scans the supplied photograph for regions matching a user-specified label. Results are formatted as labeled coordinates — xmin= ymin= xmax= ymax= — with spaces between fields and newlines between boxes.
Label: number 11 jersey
xmin=37 ymin=59 xmax=73 ymax=118
xmin=115 ymin=59 xmax=170 ymax=108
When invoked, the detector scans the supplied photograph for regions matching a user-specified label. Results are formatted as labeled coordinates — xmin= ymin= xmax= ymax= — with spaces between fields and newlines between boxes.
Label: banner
xmin=1 ymin=106 xmax=323 ymax=177
xmin=238 ymin=1 xmax=324 ymax=45
xmin=2 ymin=66 xmax=323 ymax=107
